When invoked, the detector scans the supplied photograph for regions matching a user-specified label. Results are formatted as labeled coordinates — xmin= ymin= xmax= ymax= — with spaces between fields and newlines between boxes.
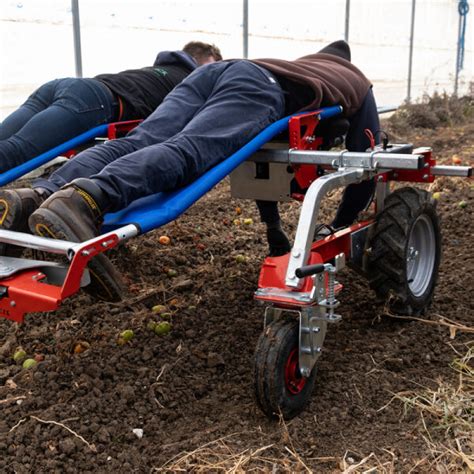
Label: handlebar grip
xmin=295 ymin=264 xmax=325 ymax=278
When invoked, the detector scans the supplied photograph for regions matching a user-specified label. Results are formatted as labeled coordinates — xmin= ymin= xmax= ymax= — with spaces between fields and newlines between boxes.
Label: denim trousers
xmin=36 ymin=61 xmax=285 ymax=212
xmin=0 ymin=78 xmax=116 ymax=172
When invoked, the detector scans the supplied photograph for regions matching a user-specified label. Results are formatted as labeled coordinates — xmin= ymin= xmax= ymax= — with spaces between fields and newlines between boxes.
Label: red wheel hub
xmin=284 ymin=348 xmax=307 ymax=394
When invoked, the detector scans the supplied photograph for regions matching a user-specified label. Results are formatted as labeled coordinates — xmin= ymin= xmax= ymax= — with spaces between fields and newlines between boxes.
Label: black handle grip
xmin=295 ymin=264 xmax=325 ymax=278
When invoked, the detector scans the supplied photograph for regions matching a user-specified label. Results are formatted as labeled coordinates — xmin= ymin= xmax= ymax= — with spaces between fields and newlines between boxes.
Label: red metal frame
xmin=256 ymin=221 xmax=371 ymax=307
xmin=388 ymin=147 xmax=435 ymax=183
xmin=256 ymin=122 xmax=438 ymax=310
xmin=289 ymin=112 xmax=324 ymax=196
xmin=0 ymin=233 xmax=121 ymax=323
xmin=106 ymin=120 xmax=142 ymax=140
xmin=58 ymin=120 xmax=142 ymax=159
xmin=0 ymin=116 xmax=461 ymax=323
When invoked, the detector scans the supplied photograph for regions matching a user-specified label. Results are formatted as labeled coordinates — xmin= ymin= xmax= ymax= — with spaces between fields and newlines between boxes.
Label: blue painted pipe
xmin=103 ymin=106 xmax=343 ymax=234
xmin=0 ymin=124 xmax=109 ymax=187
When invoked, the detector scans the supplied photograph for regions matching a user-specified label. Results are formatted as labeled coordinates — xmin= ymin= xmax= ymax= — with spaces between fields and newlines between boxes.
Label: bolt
xmin=422 ymin=174 xmax=429 ymax=180
xmin=315 ymin=347 xmax=322 ymax=353
xmin=312 ymin=327 xmax=321 ymax=333
xmin=393 ymin=172 xmax=398 ymax=178
xmin=81 ymin=250 xmax=90 ymax=256
xmin=10 ymin=301 xmax=16 ymax=307
xmin=301 ymin=368 xmax=310 ymax=377
xmin=102 ymin=242 xmax=108 ymax=247
xmin=292 ymin=250 xmax=300 ymax=258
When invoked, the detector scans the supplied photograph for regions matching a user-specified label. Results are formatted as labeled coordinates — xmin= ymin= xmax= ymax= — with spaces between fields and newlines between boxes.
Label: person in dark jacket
xmin=0 ymin=40 xmax=377 ymax=300
xmin=0 ymin=41 xmax=222 ymax=173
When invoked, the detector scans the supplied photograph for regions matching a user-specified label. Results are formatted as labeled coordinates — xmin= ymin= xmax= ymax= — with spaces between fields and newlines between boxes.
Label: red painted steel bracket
xmin=256 ymin=221 xmax=372 ymax=307
xmin=0 ymin=233 xmax=121 ymax=323
xmin=289 ymin=111 xmax=325 ymax=197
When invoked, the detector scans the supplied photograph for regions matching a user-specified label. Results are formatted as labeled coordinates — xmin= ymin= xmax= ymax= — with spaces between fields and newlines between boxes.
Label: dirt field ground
xmin=0 ymin=96 xmax=472 ymax=472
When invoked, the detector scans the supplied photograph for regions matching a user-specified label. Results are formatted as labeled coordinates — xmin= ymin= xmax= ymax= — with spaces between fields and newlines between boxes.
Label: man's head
xmin=183 ymin=41 xmax=222 ymax=66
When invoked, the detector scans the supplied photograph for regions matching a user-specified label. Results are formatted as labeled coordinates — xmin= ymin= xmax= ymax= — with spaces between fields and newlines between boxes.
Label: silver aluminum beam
xmin=0 ymin=224 xmax=138 ymax=257
xmin=251 ymin=149 xmax=423 ymax=171
xmin=285 ymin=168 xmax=366 ymax=289
xmin=0 ymin=230 xmax=73 ymax=255
xmin=431 ymin=165 xmax=472 ymax=177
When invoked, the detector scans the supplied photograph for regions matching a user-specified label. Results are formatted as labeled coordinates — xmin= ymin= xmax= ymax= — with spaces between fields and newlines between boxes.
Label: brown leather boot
xmin=29 ymin=184 xmax=124 ymax=302
xmin=0 ymin=188 xmax=47 ymax=256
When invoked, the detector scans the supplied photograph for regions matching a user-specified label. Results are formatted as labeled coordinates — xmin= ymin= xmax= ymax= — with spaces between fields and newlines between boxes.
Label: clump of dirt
xmin=0 ymin=94 xmax=472 ymax=472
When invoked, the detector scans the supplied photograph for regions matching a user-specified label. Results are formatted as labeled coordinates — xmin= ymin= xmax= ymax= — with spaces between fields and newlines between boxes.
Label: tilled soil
xmin=0 ymin=122 xmax=472 ymax=473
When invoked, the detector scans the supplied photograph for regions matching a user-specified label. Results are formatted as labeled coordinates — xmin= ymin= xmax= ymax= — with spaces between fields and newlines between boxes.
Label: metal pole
xmin=454 ymin=3 xmax=464 ymax=95
xmin=243 ymin=0 xmax=249 ymax=58
xmin=344 ymin=0 xmax=350 ymax=42
xmin=406 ymin=0 xmax=416 ymax=102
xmin=71 ymin=0 xmax=83 ymax=77
xmin=454 ymin=15 xmax=462 ymax=95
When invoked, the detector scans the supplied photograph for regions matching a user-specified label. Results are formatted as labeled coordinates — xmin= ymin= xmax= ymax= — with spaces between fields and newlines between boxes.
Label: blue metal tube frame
xmin=0 ymin=124 xmax=109 ymax=187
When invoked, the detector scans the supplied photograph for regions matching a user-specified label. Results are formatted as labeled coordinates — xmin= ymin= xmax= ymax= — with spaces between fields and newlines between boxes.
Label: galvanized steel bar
xmin=250 ymin=149 xmax=424 ymax=170
xmin=407 ymin=0 xmax=416 ymax=102
xmin=431 ymin=165 xmax=472 ymax=177
xmin=243 ymin=0 xmax=249 ymax=58
xmin=285 ymin=169 xmax=365 ymax=289
xmin=71 ymin=0 xmax=83 ymax=77
xmin=344 ymin=0 xmax=350 ymax=42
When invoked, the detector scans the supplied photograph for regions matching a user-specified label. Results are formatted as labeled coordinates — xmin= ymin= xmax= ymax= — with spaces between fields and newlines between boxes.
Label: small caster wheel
xmin=254 ymin=317 xmax=317 ymax=419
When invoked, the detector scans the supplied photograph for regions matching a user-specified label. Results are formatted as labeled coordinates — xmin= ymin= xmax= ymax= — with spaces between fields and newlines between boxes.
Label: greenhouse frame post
xmin=406 ymin=0 xmax=416 ymax=102
xmin=344 ymin=0 xmax=350 ymax=42
xmin=243 ymin=0 xmax=249 ymax=58
xmin=71 ymin=0 xmax=83 ymax=78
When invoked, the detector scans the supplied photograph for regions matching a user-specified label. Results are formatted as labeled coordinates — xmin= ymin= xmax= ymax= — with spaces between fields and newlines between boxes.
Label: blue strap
xmin=102 ymin=106 xmax=343 ymax=234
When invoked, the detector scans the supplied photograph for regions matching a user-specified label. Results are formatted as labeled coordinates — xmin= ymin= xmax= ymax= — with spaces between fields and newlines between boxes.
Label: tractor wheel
xmin=368 ymin=187 xmax=441 ymax=315
xmin=254 ymin=316 xmax=317 ymax=419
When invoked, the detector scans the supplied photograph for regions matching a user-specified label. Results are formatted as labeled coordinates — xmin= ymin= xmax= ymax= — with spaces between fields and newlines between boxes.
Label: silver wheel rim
xmin=406 ymin=214 xmax=436 ymax=297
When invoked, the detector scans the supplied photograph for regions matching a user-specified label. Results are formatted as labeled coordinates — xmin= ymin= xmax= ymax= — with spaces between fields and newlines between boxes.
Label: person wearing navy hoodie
xmin=0 ymin=41 xmax=222 ymax=173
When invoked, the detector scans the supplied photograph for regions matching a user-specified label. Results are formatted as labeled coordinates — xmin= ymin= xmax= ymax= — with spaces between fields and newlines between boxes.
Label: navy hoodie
xmin=95 ymin=51 xmax=197 ymax=120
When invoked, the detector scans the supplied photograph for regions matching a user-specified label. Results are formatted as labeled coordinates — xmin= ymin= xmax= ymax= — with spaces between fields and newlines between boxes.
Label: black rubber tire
xmin=85 ymin=255 xmax=124 ymax=302
xmin=254 ymin=316 xmax=317 ymax=419
xmin=368 ymin=187 xmax=441 ymax=315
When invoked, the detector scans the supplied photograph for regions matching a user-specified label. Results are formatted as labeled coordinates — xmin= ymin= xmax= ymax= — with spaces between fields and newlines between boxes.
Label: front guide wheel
xmin=254 ymin=317 xmax=317 ymax=419
xmin=368 ymin=187 xmax=441 ymax=315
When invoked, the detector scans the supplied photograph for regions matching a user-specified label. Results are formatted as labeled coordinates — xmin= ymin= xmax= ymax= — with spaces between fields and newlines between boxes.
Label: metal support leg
xmin=285 ymin=168 xmax=369 ymax=289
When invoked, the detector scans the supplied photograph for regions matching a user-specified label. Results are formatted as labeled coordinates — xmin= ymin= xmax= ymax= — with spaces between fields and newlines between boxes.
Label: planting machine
xmin=0 ymin=107 xmax=471 ymax=418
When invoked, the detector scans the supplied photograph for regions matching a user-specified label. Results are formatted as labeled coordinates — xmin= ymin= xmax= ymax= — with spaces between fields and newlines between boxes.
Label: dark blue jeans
xmin=0 ymin=78 xmax=116 ymax=173
xmin=36 ymin=61 xmax=285 ymax=212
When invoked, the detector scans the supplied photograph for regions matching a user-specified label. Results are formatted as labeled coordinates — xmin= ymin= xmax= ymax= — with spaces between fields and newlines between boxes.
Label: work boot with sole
xmin=28 ymin=185 xmax=124 ymax=302
xmin=0 ymin=188 xmax=46 ymax=256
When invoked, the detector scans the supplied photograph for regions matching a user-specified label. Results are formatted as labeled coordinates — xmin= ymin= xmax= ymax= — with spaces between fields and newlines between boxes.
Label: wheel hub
xmin=406 ymin=214 xmax=436 ymax=297
xmin=284 ymin=348 xmax=307 ymax=394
